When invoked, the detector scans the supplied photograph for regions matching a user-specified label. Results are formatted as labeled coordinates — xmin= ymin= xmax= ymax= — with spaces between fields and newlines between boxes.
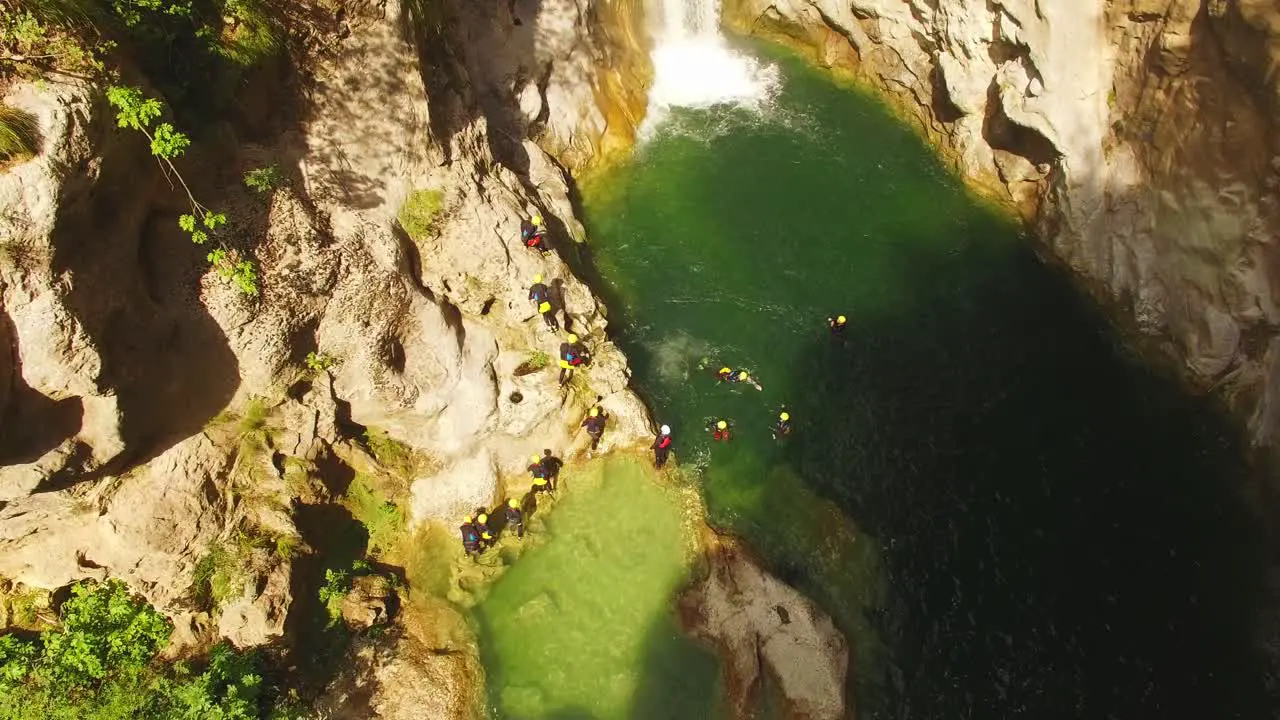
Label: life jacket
xmin=506 ymin=507 xmax=523 ymax=524
xmin=566 ymin=343 xmax=587 ymax=366
xmin=528 ymin=461 xmax=546 ymax=478
xmin=525 ymin=232 xmax=544 ymax=248
xmin=584 ymin=416 xmax=605 ymax=434
xmin=530 ymin=284 xmax=549 ymax=303
xmin=657 ymin=435 xmax=671 ymax=449
xmin=713 ymin=430 xmax=729 ymax=441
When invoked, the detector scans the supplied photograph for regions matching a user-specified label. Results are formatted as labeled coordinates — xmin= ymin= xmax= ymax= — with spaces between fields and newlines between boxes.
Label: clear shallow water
xmin=473 ymin=457 xmax=723 ymax=719
xmin=575 ymin=43 xmax=1274 ymax=719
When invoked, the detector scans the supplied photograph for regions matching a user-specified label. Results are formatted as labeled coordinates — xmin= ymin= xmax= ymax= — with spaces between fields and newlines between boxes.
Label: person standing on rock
xmin=528 ymin=453 xmax=552 ymax=495
xmin=541 ymin=449 xmax=563 ymax=491
xmin=652 ymin=425 xmax=673 ymax=468
xmin=505 ymin=498 xmax=525 ymax=539
xmin=529 ymin=275 xmax=559 ymax=331
xmin=460 ymin=515 xmax=482 ymax=556
xmin=475 ymin=511 xmax=495 ymax=548
xmin=558 ymin=333 xmax=589 ymax=386
xmin=581 ymin=406 xmax=608 ymax=453
xmin=521 ymin=214 xmax=549 ymax=254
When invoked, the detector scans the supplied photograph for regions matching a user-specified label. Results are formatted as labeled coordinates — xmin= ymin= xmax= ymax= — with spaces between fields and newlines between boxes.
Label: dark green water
xmin=576 ymin=45 xmax=1274 ymax=719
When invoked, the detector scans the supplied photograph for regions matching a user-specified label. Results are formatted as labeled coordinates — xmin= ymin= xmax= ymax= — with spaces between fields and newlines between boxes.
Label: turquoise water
xmin=473 ymin=457 xmax=722 ymax=719
xmin=575 ymin=44 xmax=1273 ymax=718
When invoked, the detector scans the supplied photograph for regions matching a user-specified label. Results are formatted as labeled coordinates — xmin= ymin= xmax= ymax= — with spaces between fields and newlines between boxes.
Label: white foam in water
xmin=643 ymin=0 xmax=779 ymax=130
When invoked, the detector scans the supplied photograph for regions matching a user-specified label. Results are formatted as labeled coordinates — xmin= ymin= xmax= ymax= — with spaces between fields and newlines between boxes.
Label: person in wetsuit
xmin=716 ymin=366 xmax=733 ymax=383
xmin=460 ymin=515 xmax=481 ymax=556
xmin=505 ymin=498 xmax=525 ymax=539
xmin=581 ymin=406 xmax=608 ymax=452
xmin=540 ymin=449 xmax=563 ymax=491
xmin=730 ymin=370 xmax=763 ymax=391
xmin=772 ymin=410 xmax=792 ymax=440
xmin=521 ymin=214 xmax=549 ymax=253
xmin=708 ymin=419 xmax=731 ymax=442
xmin=529 ymin=275 xmax=559 ymax=331
xmin=652 ymin=425 xmax=673 ymax=468
xmin=828 ymin=314 xmax=847 ymax=338
xmin=558 ymin=333 xmax=589 ymax=386
xmin=474 ymin=511 xmax=495 ymax=548
xmin=528 ymin=453 xmax=552 ymax=495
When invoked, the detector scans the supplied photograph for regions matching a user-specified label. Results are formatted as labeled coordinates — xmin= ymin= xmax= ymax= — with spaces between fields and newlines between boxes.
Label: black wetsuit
xmin=529 ymin=460 xmax=551 ymax=493
xmin=505 ymin=505 xmax=525 ymax=538
xmin=475 ymin=517 xmax=494 ymax=547
xmin=541 ymin=454 xmax=563 ymax=491
xmin=529 ymin=283 xmax=558 ymax=330
xmin=582 ymin=414 xmax=607 ymax=450
xmin=460 ymin=522 xmax=481 ymax=554
xmin=652 ymin=433 xmax=672 ymax=468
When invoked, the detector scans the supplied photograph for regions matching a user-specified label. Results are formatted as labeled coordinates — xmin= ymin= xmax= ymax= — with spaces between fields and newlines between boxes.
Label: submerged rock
xmin=683 ymin=535 xmax=849 ymax=720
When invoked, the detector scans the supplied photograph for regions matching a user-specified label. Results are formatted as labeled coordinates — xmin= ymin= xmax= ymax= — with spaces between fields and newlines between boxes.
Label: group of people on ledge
xmin=458 ymin=402 xmax=610 ymax=556
xmin=647 ymin=313 xmax=846 ymax=467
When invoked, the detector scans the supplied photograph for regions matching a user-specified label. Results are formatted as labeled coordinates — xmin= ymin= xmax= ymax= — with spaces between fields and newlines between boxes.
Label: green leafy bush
xmin=243 ymin=165 xmax=285 ymax=194
xmin=0 ymin=106 xmax=39 ymax=163
xmin=396 ymin=189 xmax=444 ymax=241
xmin=304 ymin=351 xmax=335 ymax=374
xmin=317 ymin=569 xmax=351 ymax=625
xmin=0 ymin=580 xmax=263 ymax=719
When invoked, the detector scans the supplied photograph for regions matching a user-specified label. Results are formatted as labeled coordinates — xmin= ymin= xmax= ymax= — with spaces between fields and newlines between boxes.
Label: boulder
xmin=340 ymin=574 xmax=395 ymax=631
xmin=683 ymin=537 xmax=849 ymax=720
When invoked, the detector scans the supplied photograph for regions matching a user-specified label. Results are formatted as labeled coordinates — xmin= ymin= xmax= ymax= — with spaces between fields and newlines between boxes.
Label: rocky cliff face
xmin=0 ymin=0 xmax=650 ymax=660
xmin=725 ymin=0 xmax=1280 ymax=453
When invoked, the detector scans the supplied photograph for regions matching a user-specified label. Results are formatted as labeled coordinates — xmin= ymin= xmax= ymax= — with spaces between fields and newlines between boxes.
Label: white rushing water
xmin=643 ymin=0 xmax=779 ymax=129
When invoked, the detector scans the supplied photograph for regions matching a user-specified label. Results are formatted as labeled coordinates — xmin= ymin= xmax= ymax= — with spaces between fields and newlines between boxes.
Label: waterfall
xmin=644 ymin=0 xmax=778 ymax=127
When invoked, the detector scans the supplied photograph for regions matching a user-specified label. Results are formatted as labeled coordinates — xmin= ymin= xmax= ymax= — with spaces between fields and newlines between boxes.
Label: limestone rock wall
xmin=0 ymin=0 xmax=654 ymax=648
xmin=725 ymin=0 xmax=1280 ymax=452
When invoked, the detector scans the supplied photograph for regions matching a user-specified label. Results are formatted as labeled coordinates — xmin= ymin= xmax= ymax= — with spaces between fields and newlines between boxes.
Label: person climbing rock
xmin=541 ymin=449 xmax=563 ymax=491
xmin=772 ymin=410 xmax=792 ymax=440
xmin=558 ymin=333 xmax=589 ymax=386
xmin=505 ymin=498 xmax=525 ymax=539
xmin=460 ymin=515 xmax=481 ymax=556
xmin=652 ymin=425 xmax=673 ymax=468
xmin=475 ymin=511 xmax=495 ymax=548
xmin=528 ymin=453 xmax=552 ymax=495
xmin=529 ymin=275 xmax=559 ymax=331
xmin=521 ymin=214 xmax=549 ymax=254
xmin=828 ymin=314 xmax=847 ymax=338
xmin=716 ymin=366 xmax=733 ymax=383
xmin=708 ymin=419 xmax=731 ymax=442
xmin=731 ymin=369 xmax=763 ymax=391
xmin=581 ymin=405 xmax=608 ymax=452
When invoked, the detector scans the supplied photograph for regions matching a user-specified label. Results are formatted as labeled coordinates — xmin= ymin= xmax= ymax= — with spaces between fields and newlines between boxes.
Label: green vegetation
xmin=236 ymin=396 xmax=271 ymax=439
xmin=0 ymin=106 xmax=39 ymax=163
xmin=396 ymin=189 xmax=444 ymax=241
xmin=0 ymin=580 xmax=262 ymax=719
xmin=106 ymin=86 xmax=260 ymax=298
xmin=214 ymin=0 xmax=280 ymax=67
xmin=304 ymin=351 xmax=335 ymax=374
xmin=317 ymin=567 xmax=350 ymax=625
xmin=527 ymin=350 xmax=550 ymax=369
xmin=362 ymin=427 xmax=416 ymax=477
xmin=345 ymin=475 xmax=405 ymax=558
xmin=243 ymin=165 xmax=285 ymax=194
xmin=192 ymin=539 xmax=252 ymax=608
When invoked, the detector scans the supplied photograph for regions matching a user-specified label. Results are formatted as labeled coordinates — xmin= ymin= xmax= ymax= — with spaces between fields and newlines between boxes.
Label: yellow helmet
xmin=738 ymin=371 xmax=748 ymax=380
xmin=567 ymin=333 xmax=579 ymax=343
xmin=716 ymin=420 xmax=727 ymax=430
xmin=508 ymin=498 xmax=519 ymax=509
xmin=780 ymin=412 xmax=790 ymax=421
xmin=589 ymin=407 xmax=599 ymax=417
xmin=530 ymin=454 xmax=541 ymax=464
xmin=532 ymin=213 xmax=543 ymax=225
xmin=719 ymin=367 xmax=730 ymax=374
xmin=463 ymin=515 xmax=473 ymax=523
xmin=837 ymin=315 xmax=847 ymax=324
xmin=477 ymin=513 xmax=488 ymax=523
xmin=533 ymin=274 xmax=543 ymax=284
